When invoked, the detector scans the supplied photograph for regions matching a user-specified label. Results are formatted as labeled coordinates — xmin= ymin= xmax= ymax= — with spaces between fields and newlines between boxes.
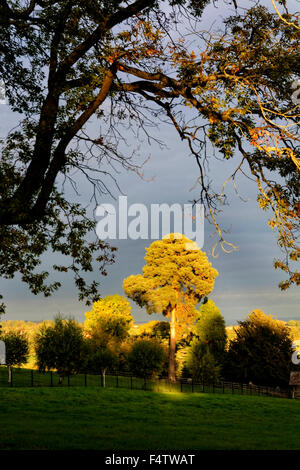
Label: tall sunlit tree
xmin=123 ymin=233 xmax=218 ymax=381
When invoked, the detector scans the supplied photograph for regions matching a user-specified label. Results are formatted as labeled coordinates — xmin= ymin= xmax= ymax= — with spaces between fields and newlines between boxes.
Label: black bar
xmin=84 ymin=374 xmax=87 ymax=387
xmin=50 ymin=371 xmax=53 ymax=387
xmin=31 ymin=370 xmax=34 ymax=387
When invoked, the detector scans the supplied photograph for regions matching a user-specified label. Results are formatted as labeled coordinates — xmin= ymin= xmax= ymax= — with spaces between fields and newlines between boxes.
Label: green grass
xmin=0 ymin=386 xmax=300 ymax=450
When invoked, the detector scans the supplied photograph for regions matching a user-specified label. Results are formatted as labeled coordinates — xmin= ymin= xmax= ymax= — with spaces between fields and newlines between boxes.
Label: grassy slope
xmin=0 ymin=387 xmax=300 ymax=450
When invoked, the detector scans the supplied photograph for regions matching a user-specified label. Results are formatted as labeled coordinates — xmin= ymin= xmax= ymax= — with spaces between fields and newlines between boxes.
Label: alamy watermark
xmin=95 ymin=196 xmax=204 ymax=249
xmin=292 ymin=341 xmax=300 ymax=365
xmin=291 ymin=79 xmax=300 ymax=105
xmin=0 ymin=80 xmax=6 ymax=105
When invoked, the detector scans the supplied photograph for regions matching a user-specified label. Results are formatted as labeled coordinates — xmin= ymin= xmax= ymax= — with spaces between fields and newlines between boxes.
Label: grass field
xmin=0 ymin=386 xmax=300 ymax=450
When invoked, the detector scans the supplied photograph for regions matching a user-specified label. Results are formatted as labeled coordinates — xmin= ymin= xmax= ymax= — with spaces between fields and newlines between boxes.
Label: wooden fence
xmin=0 ymin=366 xmax=291 ymax=399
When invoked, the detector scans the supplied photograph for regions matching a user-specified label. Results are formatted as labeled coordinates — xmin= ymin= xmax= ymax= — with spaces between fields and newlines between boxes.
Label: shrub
xmin=128 ymin=339 xmax=166 ymax=380
xmin=185 ymin=340 xmax=221 ymax=383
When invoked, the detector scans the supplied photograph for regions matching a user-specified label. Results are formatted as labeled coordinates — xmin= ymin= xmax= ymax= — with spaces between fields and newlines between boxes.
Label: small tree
xmin=84 ymin=295 xmax=133 ymax=342
xmin=34 ymin=315 xmax=85 ymax=383
xmin=195 ymin=300 xmax=227 ymax=364
xmin=128 ymin=339 xmax=166 ymax=384
xmin=124 ymin=234 xmax=218 ymax=381
xmin=85 ymin=343 xmax=118 ymax=388
xmin=185 ymin=340 xmax=221 ymax=383
xmin=1 ymin=331 xmax=29 ymax=382
xmin=224 ymin=309 xmax=293 ymax=387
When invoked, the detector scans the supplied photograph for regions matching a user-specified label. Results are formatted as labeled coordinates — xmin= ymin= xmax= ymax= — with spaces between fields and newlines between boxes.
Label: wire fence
xmin=0 ymin=366 xmax=291 ymax=399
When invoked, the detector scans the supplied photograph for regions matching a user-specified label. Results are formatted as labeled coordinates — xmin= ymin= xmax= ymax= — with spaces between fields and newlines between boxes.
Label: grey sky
xmin=0 ymin=0 xmax=299 ymax=325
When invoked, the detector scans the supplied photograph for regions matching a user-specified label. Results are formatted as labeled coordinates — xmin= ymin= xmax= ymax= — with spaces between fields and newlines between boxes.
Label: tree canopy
xmin=34 ymin=315 xmax=85 ymax=381
xmin=84 ymin=293 xmax=133 ymax=340
xmin=195 ymin=299 xmax=227 ymax=364
xmin=0 ymin=330 xmax=29 ymax=367
xmin=123 ymin=233 xmax=218 ymax=380
xmin=127 ymin=338 xmax=166 ymax=380
xmin=185 ymin=340 xmax=221 ymax=383
xmin=224 ymin=309 xmax=293 ymax=387
xmin=0 ymin=1 xmax=299 ymax=313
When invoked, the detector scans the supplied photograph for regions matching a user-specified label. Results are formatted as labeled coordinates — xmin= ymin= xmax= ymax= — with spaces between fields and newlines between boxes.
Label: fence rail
xmin=0 ymin=366 xmax=291 ymax=399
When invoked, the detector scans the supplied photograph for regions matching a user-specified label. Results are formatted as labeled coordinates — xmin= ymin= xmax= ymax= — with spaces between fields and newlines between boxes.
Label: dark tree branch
xmin=31 ymin=65 xmax=118 ymax=221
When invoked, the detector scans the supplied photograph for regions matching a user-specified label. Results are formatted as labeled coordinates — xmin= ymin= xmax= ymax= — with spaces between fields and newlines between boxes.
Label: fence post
xmin=50 ymin=371 xmax=53 ymax=387
xmin=31 ymin=370 xmax=34 ymax=387
xmin=180 ymin=380 xmax=183 ymax=393
xmin=212 ymin=382 xmax=215 ymax=393
xmin=10 ymin=367 xmax=13 ymax=387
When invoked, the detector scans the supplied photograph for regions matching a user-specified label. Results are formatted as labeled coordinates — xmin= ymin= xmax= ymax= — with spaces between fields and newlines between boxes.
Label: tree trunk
xmin=8 ymin=365 xmax=11 ymax=383
xmin=168 ymin=307 xmax=177 ymax=382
